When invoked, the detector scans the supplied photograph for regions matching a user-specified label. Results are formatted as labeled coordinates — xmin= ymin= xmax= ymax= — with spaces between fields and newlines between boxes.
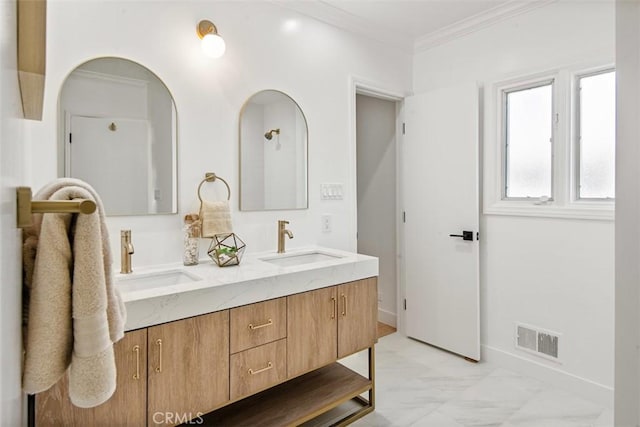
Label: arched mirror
xmin=239 ymin=90 xmax=308 ymax=211
xmin=59 ymin=57 xmax=177 ymax=216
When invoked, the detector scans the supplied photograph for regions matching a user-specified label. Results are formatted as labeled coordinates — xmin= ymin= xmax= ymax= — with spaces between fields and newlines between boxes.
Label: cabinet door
xmin=147 ymin=311 xmax=229 ymax=427
xmin=287 ymin=286 xmax=337 ymax=378
xmin=338 ymin=277 xmax=378 ymax=358
xmin=35 ymin=328 xmax=148 ymax=426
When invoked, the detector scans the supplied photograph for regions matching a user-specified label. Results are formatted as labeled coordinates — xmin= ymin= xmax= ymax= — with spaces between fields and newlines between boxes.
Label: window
xmin=487 ymin=65 xmax=615 ymax=220
xmin=504 ymin=82 xmax=554 ymax=199
xmin=577 ymin=70 xmax=615 ymax=199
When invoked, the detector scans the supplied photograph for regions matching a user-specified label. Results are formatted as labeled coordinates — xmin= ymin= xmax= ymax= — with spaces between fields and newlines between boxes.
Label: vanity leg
xmin=28 ymin=394 xmax=35 ymax=427
xmin=368 ymin=346 xmax=375 ymax=409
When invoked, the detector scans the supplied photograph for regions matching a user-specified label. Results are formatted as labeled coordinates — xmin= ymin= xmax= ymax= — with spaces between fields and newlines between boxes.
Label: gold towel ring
xmin=197 ymin=172 xmax=231 ymax=203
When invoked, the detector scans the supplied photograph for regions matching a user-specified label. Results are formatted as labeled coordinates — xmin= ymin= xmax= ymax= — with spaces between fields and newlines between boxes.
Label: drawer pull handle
xmin=342 ymin=294 xmax=347 ymax=316
xmin=132 ymin=345 xmax=140 ymax=380
xmin=331 ymin=297 xmax=337 ymax=319
xmin=248 ymin=319 xmax=273 ymax=330
xmin=155 ymin=339 xmax=163 ymax=373
xmin=248 ymin=361 xmax=273 ymax=375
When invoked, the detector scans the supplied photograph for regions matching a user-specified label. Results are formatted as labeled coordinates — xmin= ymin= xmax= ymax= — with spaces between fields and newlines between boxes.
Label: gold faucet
xmin=277 ymin=220 xmax=293 ymax=253
xmin=120 ymin=230 xmax=134 ymax=274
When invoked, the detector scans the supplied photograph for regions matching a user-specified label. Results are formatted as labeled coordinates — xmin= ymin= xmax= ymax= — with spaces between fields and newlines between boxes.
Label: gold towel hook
xmin=16 ymin=187 xmax=97 ymax=229
xmin=197 ymin=172 xmax=231 ymax=204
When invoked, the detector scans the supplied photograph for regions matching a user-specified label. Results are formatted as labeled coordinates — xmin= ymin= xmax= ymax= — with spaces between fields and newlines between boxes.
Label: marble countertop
xmin=116 ymin=246 xmax=378 ymax=331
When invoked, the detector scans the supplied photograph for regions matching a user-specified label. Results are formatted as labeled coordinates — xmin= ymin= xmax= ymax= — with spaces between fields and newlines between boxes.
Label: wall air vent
xmin=515 ymin=323 xmax=561 ymax=362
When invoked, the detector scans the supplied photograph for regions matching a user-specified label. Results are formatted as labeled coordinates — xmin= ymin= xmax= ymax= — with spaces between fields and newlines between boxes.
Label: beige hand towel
xmin=200 ymin=200 xmax=233 ymax=238
xmin=22 ymin=178 xmax=126 ymax=408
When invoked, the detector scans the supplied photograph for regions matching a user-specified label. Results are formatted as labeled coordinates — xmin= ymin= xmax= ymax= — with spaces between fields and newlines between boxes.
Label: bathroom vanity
xmin=34 ymin=248 xmax=378 ymax=426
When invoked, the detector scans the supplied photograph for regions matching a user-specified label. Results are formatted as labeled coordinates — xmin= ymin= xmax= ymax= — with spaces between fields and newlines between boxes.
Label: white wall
xmin=26 ymin=0 xmax=412 ymax=265
xmin=413 ymin=2 xmax=614 ymax=405
xmin=0 ymin=0 xmax=27 ymax=425
xmin=614 ymin=2 xmax=640 ymax=425
xmin=356 ymin=94 xmax=397 ymax=326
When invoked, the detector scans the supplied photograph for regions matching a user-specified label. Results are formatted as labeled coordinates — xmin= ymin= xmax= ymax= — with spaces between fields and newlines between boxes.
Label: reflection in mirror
xmin=240 ymin=90 xmax=308 ymax=211
xmin=59 ymin=57 xmax=177 ymax=215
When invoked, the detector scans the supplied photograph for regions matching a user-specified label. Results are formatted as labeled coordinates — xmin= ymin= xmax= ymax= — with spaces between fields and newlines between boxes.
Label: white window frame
xmin=571 ymin=66 xmax=616 ymax=204
xmin=484 ymin=65 xmax=614 ymax=221
xmin=501 ymin=78 xmax=556 ymax=201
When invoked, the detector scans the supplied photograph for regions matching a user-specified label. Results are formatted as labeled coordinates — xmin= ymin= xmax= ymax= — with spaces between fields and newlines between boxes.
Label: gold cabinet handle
xmin=248 ymin=361 xmax=273 ymax=375
xmin=342 ymin=294 xmax=347 ymax=316
xmin=155 ymin=339 xmax=163 ymax=373
xmin=331 ymin=297 xmax=337 ymax=319
xmin=132 ymin=345 xmax=140 ymax=380
xmin=248 ymin=318 xmax=273 ymax=330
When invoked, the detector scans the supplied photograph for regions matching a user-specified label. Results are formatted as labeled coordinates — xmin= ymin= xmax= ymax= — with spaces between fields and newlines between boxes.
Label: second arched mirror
xmin=239 ymin=90 xmax=308 ymax=211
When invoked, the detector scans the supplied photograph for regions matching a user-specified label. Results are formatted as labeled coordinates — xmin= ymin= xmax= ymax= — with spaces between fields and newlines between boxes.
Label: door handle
xmin=449 ymin=231 xmax=474 ymax=241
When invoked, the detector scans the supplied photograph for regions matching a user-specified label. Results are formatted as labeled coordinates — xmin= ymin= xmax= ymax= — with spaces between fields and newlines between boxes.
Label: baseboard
xmin=482 ymin=344 xmax=613 ymax=408
xmin=378 ymin=308 xmax=396 ymax=327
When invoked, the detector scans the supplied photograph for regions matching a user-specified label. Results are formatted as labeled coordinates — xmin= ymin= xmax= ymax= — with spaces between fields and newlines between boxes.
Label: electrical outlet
xmin=321 ymin=214 xmax=332 ymax=233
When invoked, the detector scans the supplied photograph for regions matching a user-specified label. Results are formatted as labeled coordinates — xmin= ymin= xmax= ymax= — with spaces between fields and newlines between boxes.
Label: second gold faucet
xmin=277 ymin=220 xmax=293 ymax=253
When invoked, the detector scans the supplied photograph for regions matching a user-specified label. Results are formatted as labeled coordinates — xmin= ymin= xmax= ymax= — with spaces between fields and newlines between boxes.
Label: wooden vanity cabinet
xmin=35 ymin=328 xmax=148 ymax=427
xmin=337 ymin=277 xmax=378 ymax=358
xmin=287 ymin=277 xmax=378 ymax=378
xmin=35 ymin=311 xmax=229 ymax=427
xmin=147 ymin=310 xmax=230 ymax=427
xmin=35 ymin=277 xmax=377 ymax=427
xmin=287 ymin=286 xmax=338 ymax=378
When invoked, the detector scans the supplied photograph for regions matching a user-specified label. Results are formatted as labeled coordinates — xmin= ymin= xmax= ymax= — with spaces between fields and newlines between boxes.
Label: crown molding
xmin=414 ymin=0 xmax=557 ymax=52
xmin=269 ymin=0 xmax=415 ymax=53
xmin=270 ymin=0 xmax=557 ymax=55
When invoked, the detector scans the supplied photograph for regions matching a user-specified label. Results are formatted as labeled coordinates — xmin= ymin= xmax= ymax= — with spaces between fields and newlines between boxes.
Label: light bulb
xmin=201 ymin=33 xmax=226 ymax=58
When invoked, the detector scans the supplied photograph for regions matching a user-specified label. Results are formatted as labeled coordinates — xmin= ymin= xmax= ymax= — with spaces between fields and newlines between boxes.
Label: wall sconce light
xmin=264 ymin=128 xmax=280 ymax=140
xmin=197 ymin=20 xmax=226 ymax=58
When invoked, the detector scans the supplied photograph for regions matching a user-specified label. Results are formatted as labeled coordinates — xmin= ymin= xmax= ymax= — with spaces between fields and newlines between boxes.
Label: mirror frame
xmin=238 ymin=89 xmax=309 ymax=211
xmin=58 ymin=56 xmax=179 ymax=216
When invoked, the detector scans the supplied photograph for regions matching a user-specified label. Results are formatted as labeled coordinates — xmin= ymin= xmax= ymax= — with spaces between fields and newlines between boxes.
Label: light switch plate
xmin=321 ymin=183 xmax=344 ymax=200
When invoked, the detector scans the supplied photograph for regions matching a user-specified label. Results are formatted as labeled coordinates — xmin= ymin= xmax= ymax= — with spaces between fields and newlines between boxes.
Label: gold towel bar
xmin=16 ymin=186 xmax=97 ymax=229
xmin=197 ymin=172 xmax=231 ymax=203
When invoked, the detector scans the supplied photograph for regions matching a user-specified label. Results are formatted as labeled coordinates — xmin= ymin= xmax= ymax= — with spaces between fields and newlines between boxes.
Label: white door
xmin=403 ymin=83 xmax=480 ymax=361
xmin=68 ymin=115 xmax=150 ymax=215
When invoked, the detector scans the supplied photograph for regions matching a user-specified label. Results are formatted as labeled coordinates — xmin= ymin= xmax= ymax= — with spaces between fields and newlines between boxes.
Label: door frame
xmin=348 ymin=75 xmax=406 ymax=332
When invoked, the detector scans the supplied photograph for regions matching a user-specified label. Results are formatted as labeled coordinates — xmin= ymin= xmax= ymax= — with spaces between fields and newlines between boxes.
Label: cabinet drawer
xmin=230 ymin=297 xmax=286 ymax=354
xmin=230 ymin=339 xmax=287 ymax=400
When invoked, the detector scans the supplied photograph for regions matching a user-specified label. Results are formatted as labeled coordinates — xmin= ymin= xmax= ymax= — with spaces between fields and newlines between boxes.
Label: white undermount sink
xmin=117 ymin=269 xmax=202 ymax=292
xmin=259 ymin=250 xmax=344 ymax=267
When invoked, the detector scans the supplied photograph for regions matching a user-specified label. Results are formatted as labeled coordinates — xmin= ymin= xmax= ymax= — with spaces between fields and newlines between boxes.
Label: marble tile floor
xmin=340 ymin=333 xmax=613 ymax=427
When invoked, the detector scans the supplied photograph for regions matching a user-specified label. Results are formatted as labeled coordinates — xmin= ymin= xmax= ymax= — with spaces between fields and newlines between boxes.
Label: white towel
xmin=22 ymin=178 xmax=126 ymax=408
xmin=200 ymin=200 xmax=233 ymax=238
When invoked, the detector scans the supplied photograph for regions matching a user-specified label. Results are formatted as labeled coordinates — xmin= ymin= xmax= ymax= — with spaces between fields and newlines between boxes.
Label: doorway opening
xmin=355 ymin=91 xmax=401 ymax=332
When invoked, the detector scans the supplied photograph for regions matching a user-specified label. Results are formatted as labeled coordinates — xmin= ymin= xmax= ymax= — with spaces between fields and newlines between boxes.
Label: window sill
xmin=484 ymin=201 xmax=614 ymax=221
